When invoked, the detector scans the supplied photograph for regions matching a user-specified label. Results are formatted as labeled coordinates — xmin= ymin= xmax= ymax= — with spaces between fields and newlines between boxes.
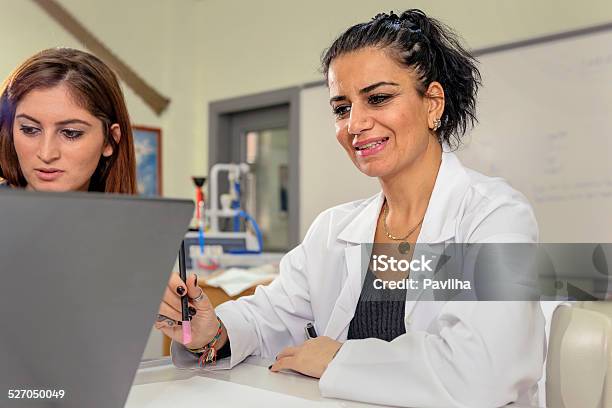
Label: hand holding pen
xmin=154 ymin=243 xmax=224 ymax=350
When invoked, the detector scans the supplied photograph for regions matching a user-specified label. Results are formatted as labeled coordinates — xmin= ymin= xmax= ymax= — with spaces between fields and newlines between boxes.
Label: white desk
xmin=127 ymin=357 xmax=539 ymax=408
xmin=127 ymin=356 xmax=380 ymax=407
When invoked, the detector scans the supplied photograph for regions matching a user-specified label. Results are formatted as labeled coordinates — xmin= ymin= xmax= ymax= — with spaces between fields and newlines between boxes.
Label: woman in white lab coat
xmin=157 ymin=9 xmax=545 ymax=407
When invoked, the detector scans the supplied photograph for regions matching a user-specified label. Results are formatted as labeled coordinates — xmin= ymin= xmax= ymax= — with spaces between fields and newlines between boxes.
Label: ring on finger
xmin=192 ymin=288 xmax=205 ymax=303
xmin=156 ymin=314 xmax=180 ymax=327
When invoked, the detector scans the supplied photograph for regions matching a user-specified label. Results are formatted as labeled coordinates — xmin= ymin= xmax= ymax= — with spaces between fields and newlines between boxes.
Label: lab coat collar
xmin=336 ymin=151 xmax=470 ymax=245
xmin=327 ymin=152 xmax=471 ymax=340
xmin=336 ymin=192 xmax=384 ymax=245
xmin=418 ymin=151 xmax=470 ymax=243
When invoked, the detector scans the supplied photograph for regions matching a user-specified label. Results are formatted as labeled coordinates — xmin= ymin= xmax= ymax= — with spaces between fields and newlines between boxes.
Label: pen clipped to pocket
xmin=304 ymin=322 xmax=318 ymax=340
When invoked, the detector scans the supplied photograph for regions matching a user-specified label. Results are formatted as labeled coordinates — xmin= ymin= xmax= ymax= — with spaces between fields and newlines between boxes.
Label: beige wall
xmin=196 ymin=0 xmax=612 ymax=105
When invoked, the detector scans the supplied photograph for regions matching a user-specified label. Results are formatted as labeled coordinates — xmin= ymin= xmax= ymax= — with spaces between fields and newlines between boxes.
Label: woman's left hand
xmin=269 ymin=336 xmax=343 ymax=379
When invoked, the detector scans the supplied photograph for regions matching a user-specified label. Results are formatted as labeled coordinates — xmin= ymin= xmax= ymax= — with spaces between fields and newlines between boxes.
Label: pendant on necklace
xmin=398 ymin=242 xmax=411 ymax=254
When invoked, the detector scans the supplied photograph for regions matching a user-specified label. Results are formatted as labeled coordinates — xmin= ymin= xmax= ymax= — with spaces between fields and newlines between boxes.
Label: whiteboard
xmin=299 ymin=25 xmax=612 ymax=242
xmin=456 ymin=25 xmax=612 ymax=242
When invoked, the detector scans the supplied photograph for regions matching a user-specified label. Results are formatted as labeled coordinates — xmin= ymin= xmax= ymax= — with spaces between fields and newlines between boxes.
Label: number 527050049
xmin=7 ymin=389 xmax=65 ymax=399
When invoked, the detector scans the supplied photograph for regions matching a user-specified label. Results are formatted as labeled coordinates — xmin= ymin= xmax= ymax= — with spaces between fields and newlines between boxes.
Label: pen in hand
xmin=179 ymin=240 xmax=192 ymax=344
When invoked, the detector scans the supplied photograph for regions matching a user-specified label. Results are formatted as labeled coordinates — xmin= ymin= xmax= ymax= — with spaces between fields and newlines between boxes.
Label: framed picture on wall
xmin=133 ymin=125 xmax=162 ymax=196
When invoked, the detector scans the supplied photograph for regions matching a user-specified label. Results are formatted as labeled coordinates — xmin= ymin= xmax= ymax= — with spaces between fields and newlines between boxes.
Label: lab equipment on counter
xmin=183 ymin=163 xmax=275 ymax=274
xmin=207 ymin=163 xmax=263 ymax=253
xmin=192 ymin=176 xmax=207 ymax=254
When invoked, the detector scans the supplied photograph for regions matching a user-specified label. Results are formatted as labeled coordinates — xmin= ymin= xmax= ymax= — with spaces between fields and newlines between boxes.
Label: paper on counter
xmin=125 ymin=375 xmax=340 ymax=408
xmin=205 ymin=264 xmax=277 ymax=296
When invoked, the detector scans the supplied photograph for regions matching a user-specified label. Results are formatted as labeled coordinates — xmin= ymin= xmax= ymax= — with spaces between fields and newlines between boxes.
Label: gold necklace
xmin=382 ymin=201 xmax=424 ymax=241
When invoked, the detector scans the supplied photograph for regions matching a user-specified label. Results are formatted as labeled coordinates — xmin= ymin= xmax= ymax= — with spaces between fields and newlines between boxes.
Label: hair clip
xmin=372 ymin=10 xmax=422 ymax=32
xmin=372 ymin=11 xmax=400 ymax=23
xmin=372 ymin=12 xmax=388 ymax=21
xmin=399 ymin=10 xmax=424 ymax=33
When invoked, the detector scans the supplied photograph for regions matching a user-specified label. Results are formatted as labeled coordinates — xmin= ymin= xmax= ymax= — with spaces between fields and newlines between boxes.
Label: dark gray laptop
xmin=0 ymin=189 xmax=193 ymax=408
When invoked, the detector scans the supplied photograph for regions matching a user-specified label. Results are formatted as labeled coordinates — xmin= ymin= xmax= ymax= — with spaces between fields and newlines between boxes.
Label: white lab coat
xmin=172 ymin=152 xmax=545 ymax=408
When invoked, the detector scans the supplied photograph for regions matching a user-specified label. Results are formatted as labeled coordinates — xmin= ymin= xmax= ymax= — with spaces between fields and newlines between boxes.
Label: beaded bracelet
xmin=187 ymin=318 xmax=223 ymax=367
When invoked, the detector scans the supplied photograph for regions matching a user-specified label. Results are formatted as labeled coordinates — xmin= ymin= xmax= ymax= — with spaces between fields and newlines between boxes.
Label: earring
xmin=431 ymin=118 xmax=441 ymax=132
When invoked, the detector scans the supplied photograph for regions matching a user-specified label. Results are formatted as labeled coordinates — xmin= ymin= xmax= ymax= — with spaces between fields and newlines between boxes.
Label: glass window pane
xmin=244 ymin=127 xmax=289 ymax=251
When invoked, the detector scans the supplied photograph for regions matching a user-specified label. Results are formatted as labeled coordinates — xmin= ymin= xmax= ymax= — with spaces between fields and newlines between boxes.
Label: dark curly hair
xmin=321 ymin=9 xmax=481 ymax=148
